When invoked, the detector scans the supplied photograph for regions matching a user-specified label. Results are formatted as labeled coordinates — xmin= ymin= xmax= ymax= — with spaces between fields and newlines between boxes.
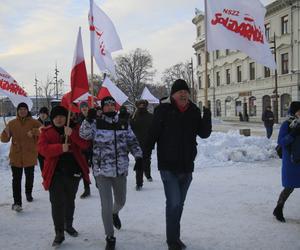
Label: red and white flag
xmin=89 ymin=0 xmax=122 ymax=76
xmin=0 ymin=67 xmax=33 ymax=110
xmin=97 ymin=77 xmax=127 ymax=109
xmin=69 ymin=27 xmax=89 ymax=105
xmin=206 ymin=0 xmax=276 ymax=69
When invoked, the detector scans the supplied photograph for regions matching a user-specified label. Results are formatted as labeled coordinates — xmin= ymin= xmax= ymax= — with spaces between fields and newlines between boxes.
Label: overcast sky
xmin=0 ymin=0 xmax=274 ymax=95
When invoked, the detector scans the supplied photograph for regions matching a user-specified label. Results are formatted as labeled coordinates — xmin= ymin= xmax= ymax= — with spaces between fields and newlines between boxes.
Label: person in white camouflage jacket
xmin=79 ymin=96 xmax=142 ymax=250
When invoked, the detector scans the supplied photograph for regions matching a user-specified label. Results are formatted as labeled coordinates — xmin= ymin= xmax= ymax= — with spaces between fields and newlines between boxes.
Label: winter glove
xmin=86 ymin=108 xmax=97 ymax=123
xmin=202 ymin=106 xmax=211 ymax=120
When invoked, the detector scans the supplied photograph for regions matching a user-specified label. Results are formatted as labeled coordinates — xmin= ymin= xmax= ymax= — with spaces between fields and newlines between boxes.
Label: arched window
xmin=207 ymin=100 xmax=211 ymax=111
xmin=216 ymin=99 xmax=221 ymax=117
xmin=262 ymin=95 xmax=271 ymax=113
xmin=280 ymin=94 xmax=291 ymax=117
xmin=249 ymin=96 xmax=257 ymax=116
xmin=225 ymin=96 xmax=233 ymax=117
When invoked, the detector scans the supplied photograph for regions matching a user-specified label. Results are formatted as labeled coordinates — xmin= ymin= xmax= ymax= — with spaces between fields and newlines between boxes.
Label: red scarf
xmin=175 ymin=100 xmax=189 ymax=113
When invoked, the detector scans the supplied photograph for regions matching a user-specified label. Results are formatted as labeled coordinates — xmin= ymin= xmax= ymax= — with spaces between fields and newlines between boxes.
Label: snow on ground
xmin=0 ymin=124 xmax=300 ymax=250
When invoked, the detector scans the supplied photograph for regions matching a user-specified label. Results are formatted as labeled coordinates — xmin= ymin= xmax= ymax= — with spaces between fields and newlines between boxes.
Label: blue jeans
xmin=160 ymin=170 xmax=192 ymax=244
xmin=265 ymin=126 xmax=273 ymax=139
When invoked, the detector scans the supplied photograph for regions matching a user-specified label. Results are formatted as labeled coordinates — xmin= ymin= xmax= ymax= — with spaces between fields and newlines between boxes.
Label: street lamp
xmin=188 ymin=58 xmax=196 ymax=102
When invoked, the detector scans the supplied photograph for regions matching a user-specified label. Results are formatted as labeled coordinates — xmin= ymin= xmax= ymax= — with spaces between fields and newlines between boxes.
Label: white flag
xmin=0 ymin=67 xmax=33 ymax=110
xmin=140 ymin=87 xmax=159 ymax=104
xmin=206 ymin=0 xmax=276 ymax=69
xmin=89 ymin=0 xmax=122 ymax=76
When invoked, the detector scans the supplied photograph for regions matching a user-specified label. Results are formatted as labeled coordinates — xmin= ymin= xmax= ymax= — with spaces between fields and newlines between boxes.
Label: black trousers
xmin=135 ymin=155 xmax=151 ymax=187
xmin=49 ymin=173 xmax=80 ymax=232
xmin=11 ymin=166 xmax=34 ymax=206
xmin=38 ymin=154 xmax=45 ymax=172
xmin=277 ymin=188 xmax=294 ymax=205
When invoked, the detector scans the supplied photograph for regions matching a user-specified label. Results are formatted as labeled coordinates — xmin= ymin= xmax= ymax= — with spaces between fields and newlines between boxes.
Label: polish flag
xmin=97 ymin=77 xmax=127 ymax=109
xmin=61 ymin=92 xmax=80 ymax=113
xmin=69 ymin=27 xmax=89 ymax=105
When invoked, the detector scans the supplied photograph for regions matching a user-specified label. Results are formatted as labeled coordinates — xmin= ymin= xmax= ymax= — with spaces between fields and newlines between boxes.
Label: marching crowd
xmin=1 ymin=79 xmax=300 ymax=250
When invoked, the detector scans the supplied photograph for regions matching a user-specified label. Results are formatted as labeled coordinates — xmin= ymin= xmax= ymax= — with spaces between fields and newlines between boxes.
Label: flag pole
xmin=204 ymin=0 xmax=209 ymax=108
xmin=65 ymin=108 xmax=72 ymax=144
xmin=89 ymin=0 xmax=95 ymax=108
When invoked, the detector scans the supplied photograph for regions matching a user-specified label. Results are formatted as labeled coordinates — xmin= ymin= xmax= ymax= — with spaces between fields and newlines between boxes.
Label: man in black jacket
xmin=262 ymin=106 xmax=275 ymax=139
xmin=146 ymin=79 xmax=212 ymax=250
xmin=130 ymin=100 xmax=154 ymax=190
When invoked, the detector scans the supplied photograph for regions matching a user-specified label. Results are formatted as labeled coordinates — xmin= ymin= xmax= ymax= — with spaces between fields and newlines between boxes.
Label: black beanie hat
xmin=101 ymin=96 xmax=116 ymax=108
xmin=290 ymin=101 xmax=300 ymax=115
xmin=170 ymin=79 xmax=190 ymax=96
xmin=17 ymin=102 xmax=29 ymax=111
xmin=39 ymin=107 xmax=49 ymax=115
xmin=50 ymin=106 xmax=68 ymax=121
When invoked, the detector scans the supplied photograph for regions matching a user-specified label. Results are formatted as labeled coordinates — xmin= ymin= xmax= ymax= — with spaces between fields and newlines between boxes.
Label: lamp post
xmin=270 ymin=33 xmax=279 ymax=124
xmin=188 ymin=58 xmax=196 ymax=102
xmin=34 ymin=75 xmax=39 ymax=115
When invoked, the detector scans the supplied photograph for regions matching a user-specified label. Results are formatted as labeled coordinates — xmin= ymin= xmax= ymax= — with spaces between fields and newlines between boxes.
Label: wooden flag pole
xmin=64 ymin=108 xmax=72 ymax=144
xmin=90 ymin=0 xmax=95 ymax=108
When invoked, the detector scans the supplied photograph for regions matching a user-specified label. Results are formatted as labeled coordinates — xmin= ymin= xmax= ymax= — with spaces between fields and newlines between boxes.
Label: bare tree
xmin=41 ymin=77 xmax=55 ymax=108
xmin=161 ymin=62 xmax=193 ymax=92
xmin=115 ymin=48 xmax=156 ymax=104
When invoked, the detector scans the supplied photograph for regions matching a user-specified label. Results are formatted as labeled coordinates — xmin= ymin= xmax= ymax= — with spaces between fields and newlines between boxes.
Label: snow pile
xmin=195 ymin=131 xmax=278 ymax=167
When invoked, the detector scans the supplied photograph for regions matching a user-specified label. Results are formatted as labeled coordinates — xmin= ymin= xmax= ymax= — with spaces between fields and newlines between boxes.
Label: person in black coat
xmin=130 ymin=100 xmax=154 ymax=190
xmin=262 ymin=106 xmax=275 ymax=138
xmin=37 ymin=107 xmax=51 ymax=172
xmin=146 ymin=79 xmax=212 ymax=250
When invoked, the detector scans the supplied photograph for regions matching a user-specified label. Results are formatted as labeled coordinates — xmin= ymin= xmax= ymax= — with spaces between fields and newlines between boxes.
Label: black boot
xmin=52 ymin=230 xmax=65 ymax=247
xmin=273 ymin=204 xmax=285 ymax=222
xmin=112 ymin=213 xmax=121 ymax=230
xmin=105 ymin=236 xmax=116 ymax=250
xmin=168 ymin=242 xmax=182 ymax=250
xmin=65 ymin=226 xmax=78 ymax=237
xmin=177 ymin=239 xmax=186 ymax=249
xmin=26 ymin=193 xmax=33 ymax=202
xmin=80 ymin=186 xmax=91 ymax=199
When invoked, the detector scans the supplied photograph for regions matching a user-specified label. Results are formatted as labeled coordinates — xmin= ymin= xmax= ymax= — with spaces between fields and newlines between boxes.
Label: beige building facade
xmin=192 ymin=0 xmax=300 ymax=122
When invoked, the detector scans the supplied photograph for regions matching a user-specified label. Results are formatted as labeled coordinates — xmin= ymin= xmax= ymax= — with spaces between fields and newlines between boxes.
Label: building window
xmin=216 ymin=71 xmax=221 ymax=86
xmin=226 ymin=69 xmax=231 ymax=84
xmin=216 ymin=50 xmax=220 ymax=59
xmin=198 ymin=101 xmax=202 ymax=110
xmin=197 ymin=54 xmax=201 ymax=66
xmin=249 ymin=96 xmax=257 ymax=116
xmin=225 ymin=49 xmax=230 ymax=55
xmin=262 ymin=95 xmax=271 ymax=113
xmin=207 ymin=100 xmax=211 ymax=111
xmin=237 ymin=66 xmax=242 ymax=82
xmin=207 ymin=74 xmax=211 ymax=88
xmin=198 ymin=76 xmax=202 ymax=89
xmin=265 ymin=23 xmax=270 ymax=40
xmin=249 ymin=62 xmax=255 ymax=80
xmin=197 ymin=26 xmax=201 ymax=37
xmin=264 ymin=67 xmax=271 ymax=78
xmin=216 ymin=99 xmax=221 ymax=117
xmin=281 ymin=53 xmax=289 ymax=74
xmin=281 ymin=15 xmax=288 ymax=35
xmin=280 ymin=94 xmax=291 ymax=117
xmin=207 ymin=52 xmax=210 ymax=63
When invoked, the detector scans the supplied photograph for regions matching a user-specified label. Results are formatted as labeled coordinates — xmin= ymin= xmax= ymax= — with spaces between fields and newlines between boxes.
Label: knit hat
xmin=101 ymin=96 xmax=116 ymax=108
xmin=39 ymin=107 xmax=49 ymax=115
xmin=135 ymin=99 xmax=148 ymax=107
xmin=50 ymin=106 xmax=68 ymax=121
xmin=17 ymin=102 xmax=29 ymax=111
xmin=170 ymin=79 xmax=190 ymax=96
xmin=79 ymin=101 xmax=88 ymax=109
xmin=290 ymin=101 xmax=300 ymax=115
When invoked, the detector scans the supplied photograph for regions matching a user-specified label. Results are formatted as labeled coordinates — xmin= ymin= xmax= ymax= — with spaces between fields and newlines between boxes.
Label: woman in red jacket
xmin=38 ymin=106 xmax=90 ymax=247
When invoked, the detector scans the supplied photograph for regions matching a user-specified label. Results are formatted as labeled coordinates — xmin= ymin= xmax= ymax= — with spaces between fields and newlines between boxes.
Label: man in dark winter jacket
xmin=130 ymin=100 xmax=154 ymax=190
xmin=146 ymin=79 xmax=212 ymax=250
xmin=262 ymin=106 xmax=275 ymax=138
